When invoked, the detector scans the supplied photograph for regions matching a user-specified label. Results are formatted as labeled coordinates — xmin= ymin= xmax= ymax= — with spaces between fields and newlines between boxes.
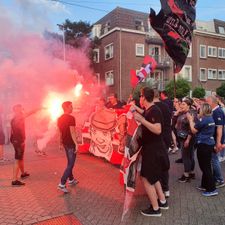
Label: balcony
xmin=145 ymin=33 xmax=163 ymax=45
xmin=150 ymin=55 xmax=172 ymax=69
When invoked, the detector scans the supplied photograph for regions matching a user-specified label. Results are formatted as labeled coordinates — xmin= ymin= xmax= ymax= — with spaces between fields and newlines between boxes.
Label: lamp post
xmin=57 ymin=24 xmax=66 ymax=61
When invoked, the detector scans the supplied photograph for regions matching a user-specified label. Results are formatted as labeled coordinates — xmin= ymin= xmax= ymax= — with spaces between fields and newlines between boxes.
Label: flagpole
xmin=173 ymin=64 xmax=176 ymax=98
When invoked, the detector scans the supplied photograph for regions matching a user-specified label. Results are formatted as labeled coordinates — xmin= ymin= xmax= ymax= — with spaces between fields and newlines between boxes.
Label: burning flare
xmin=43 ymin=92 xmax=63 ymax=122
xmin=74 ymin=83 xmax=83 ymax=97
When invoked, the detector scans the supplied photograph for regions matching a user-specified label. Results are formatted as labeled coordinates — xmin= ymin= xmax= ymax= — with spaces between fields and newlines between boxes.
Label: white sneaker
xmin=57 ymin=184 xmax=69 ymax=193
xmin=168 ymin=148 xmax=173 ymax=153
xmin=68 ymin=179 xmax=79 ymax=185
xmin=172 ymin=147 xmax=179 ymax=154
xmin=164 ymin=191 xmax=170 ymax=198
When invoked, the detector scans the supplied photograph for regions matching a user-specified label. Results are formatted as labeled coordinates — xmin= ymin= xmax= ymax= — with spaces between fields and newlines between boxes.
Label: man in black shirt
xmin=154 ymin=90 xmax=171 ymax=198
xmin=11 ymin=104 xmax=41 ymax=186
xmin=57 ymin=101 xmax=78 ymax=193
xmin=160 ymin=90 xmax=173 ymax=116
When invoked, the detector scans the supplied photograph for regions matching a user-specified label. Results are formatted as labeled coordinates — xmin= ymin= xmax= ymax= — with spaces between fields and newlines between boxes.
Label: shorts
xmin=12 ymin=142 xmax=25 ymax=160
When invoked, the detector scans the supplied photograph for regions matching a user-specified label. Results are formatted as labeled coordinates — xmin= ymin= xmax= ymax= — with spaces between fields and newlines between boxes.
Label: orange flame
xmin=43 ymin=93 xmax=63 ymax=122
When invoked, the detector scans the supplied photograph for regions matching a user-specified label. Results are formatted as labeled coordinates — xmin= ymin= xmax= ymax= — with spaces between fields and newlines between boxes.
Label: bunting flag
xmin=149 ymin=0 xmax=197 ymax=73
xmin=130 ymin=55 xmax=157 ymax=87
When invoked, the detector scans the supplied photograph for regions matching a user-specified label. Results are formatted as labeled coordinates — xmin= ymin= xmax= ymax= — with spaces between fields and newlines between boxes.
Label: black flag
xmin=149 ymin=0 xmax=197 ymax=73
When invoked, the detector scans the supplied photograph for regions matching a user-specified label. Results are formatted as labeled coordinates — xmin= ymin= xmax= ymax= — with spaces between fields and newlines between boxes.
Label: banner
xmin=149 ymin=0 xmax=197 ymax=73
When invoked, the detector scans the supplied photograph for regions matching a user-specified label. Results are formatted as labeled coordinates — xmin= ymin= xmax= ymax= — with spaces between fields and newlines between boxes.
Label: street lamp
xmin=57 ymin=24 xmax=66 ymax=61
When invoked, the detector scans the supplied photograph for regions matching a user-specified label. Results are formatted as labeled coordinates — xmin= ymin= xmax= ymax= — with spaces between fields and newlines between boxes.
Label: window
xmin=218 ymin=70 xmax=225 ymax=80
xmin=187 ymin=44 xmax=192 ymax=58
xmin=149 ymin=45 xmax=161 ymax=62
xmin=199 ymin=68 xmax=207 ymax=81
xmin=200 ymin=45 xmax=206 ymax=58
xmin=208 ymin=46 xmax=217 ymax=57
xmin=178 ymin=65 xmax=192 ymax=81
xmin=135 ymin=19 xmax=144 ymax=31
xmin=136 ymin=43 xmax=144 ymax=56
xmin=218 ymin=48 xmax=225 ymax=58
xmin=92 ymin=24 xmax=101 ymax=38
xmin=93 ymin=49 xmax=99 ymax=63
xmin=218 ymin=26 xmax=225 ymax=34
xmin=103 ymin=21 xmax=111 ymax=34
xmin=208 ymin=69 xmax=217 ymax=79
xmin=105 ymin=71 xmax=114 ymax=86
xmin=104 ymin=43 xmax=113 ymax=60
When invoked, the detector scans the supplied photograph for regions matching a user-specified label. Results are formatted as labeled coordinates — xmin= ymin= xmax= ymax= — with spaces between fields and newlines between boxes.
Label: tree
xmin=132 ymin=80 xmax=155 ymax=103
xmin=165 ymin=78 xmax=191 ymax=99
xmin=192 ymin=87 xmax=206 ymax=98
xmin=216 ymin=82 xmax=225 ymax=98
xmin=60 ymin=19 xmax=93 ymax=48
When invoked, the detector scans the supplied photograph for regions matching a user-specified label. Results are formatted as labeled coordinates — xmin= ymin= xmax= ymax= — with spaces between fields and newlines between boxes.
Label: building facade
xmin=92 ymin=7 xmax=225 ymax=100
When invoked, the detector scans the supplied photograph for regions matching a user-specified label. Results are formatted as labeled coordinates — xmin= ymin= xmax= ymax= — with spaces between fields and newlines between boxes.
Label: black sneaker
xmin=12 ymin=180 xmax=25 ymax=186
xmin=21 ymin=172 xmax=30 ymax=179
xmin=141 ymin=207 xmax=162 ymax=217
xmin=175 ymin=158 xmax=183 ymax=163
xmin=158 ymin=200 xmax=169 ymax=210
xmin=178 ymin=175 xmax=190 ymax=183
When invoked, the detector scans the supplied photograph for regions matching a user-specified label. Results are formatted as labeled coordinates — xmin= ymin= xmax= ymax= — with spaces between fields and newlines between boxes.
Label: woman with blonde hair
xmin=187 ymin=103 xmax=218 ymax=197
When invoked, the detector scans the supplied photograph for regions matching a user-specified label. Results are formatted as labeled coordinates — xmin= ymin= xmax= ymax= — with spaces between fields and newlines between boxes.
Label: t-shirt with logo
xmin=194 ymin=116 xmax=215 ymax=146
xmin=57 ymin=114 xmax=76 ymax=148
xmin=212 ymin=106 xmax=225 ymax=144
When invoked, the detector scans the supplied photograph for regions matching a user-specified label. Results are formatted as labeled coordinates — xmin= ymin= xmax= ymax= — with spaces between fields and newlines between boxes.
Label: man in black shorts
xmin=57 ymin=101 xmax=78 ymax=193
xmin=11 ymin=104 xmax=41 ymax=186
xmin=134 ymin=87 xmax=169 ymax=217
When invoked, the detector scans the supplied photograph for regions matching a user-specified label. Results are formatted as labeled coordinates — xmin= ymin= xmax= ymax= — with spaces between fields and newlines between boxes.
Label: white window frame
xmin=93 ymin=48 xmax=99 ymax=63
xmin=218 ymin=26 xmax=225 ymax=34
xmin=178 ymin=65 xmax=192 ymax=82
xmin=218 ymin=48 xmax=225 ymax=59
xmin=208 ymin=46 xmax=217 ymax=57
xmin=187 ymin=43 xmax=192 ymax=58
xmin=136 ymin=43 xmax=145 ymax=56
xmin=208 ymin=69 xmax=217 ymax=80
xmin=199 ymin=68 xmax=207 ymax=82
xmin=135 ymin=19 xmax=144 ymax=31
xmin=218 ymin=70 xmax=225 ymax=80
xmin=200 ymin=45 xmax=206 ymax=58
xmin=105 ymin=70 xmax=114 ymax=86
xmin=104 ymin=43 xmax=113 ymax=60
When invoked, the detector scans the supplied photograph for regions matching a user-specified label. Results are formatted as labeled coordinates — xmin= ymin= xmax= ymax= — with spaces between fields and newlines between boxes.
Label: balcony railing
xmin=150 ymin=55 xmax=172 ymax=69
xmin=145 ymin=32 xmax=163 ymax=45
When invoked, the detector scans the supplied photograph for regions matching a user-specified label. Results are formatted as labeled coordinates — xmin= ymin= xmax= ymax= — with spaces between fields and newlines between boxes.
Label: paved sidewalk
xmin=1 ymin=143 xmax=225 ymax=225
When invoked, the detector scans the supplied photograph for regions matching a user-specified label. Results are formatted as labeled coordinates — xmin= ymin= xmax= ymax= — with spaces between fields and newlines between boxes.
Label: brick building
xmin=92 ymin=7 xmax=225 ymax=100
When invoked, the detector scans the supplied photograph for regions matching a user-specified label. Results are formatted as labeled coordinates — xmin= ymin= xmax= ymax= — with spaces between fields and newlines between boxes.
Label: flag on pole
xmin=149 ymin=0 xmax=197 ymax=73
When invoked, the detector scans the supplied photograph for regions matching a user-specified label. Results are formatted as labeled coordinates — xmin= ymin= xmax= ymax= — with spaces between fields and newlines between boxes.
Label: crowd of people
xmin=0 ymin=88 xmax=225 ymax=218
xmin=104 ymin=89 xmax=225 ymax=216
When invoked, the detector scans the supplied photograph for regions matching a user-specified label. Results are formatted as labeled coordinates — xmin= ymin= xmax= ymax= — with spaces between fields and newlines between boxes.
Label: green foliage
xmin=216 ymin=82 xmax=225 ymax=98
xmin=192 ymin=87 xmax=206 ymax=98
xmin=165 ymin=78 xmax=191 ymax=99
xmin=60 ymin=19 xmax=93 ymax=48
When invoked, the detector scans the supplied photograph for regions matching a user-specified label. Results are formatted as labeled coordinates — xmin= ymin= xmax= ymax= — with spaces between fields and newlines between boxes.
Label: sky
xmin=1 ymin=0 xmax=225 ymax=34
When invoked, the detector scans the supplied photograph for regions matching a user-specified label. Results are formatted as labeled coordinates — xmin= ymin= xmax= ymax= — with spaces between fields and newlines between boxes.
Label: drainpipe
xmin=119 ymin=28 xmax=122 ymax=100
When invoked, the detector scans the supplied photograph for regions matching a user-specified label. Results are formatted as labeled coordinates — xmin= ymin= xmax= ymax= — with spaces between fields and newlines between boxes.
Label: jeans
xmin=197 ymin=144 xmax=215 ymax=192
xmin=180 ymin=138 xmax=195 ymax=173
xmin=61 ymin=146 xmax=76 ymax=185
xmin=220 ymin=148 xmax=225 ymax=158
xmin=212 ymin=151 xmax=224 ymax=183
